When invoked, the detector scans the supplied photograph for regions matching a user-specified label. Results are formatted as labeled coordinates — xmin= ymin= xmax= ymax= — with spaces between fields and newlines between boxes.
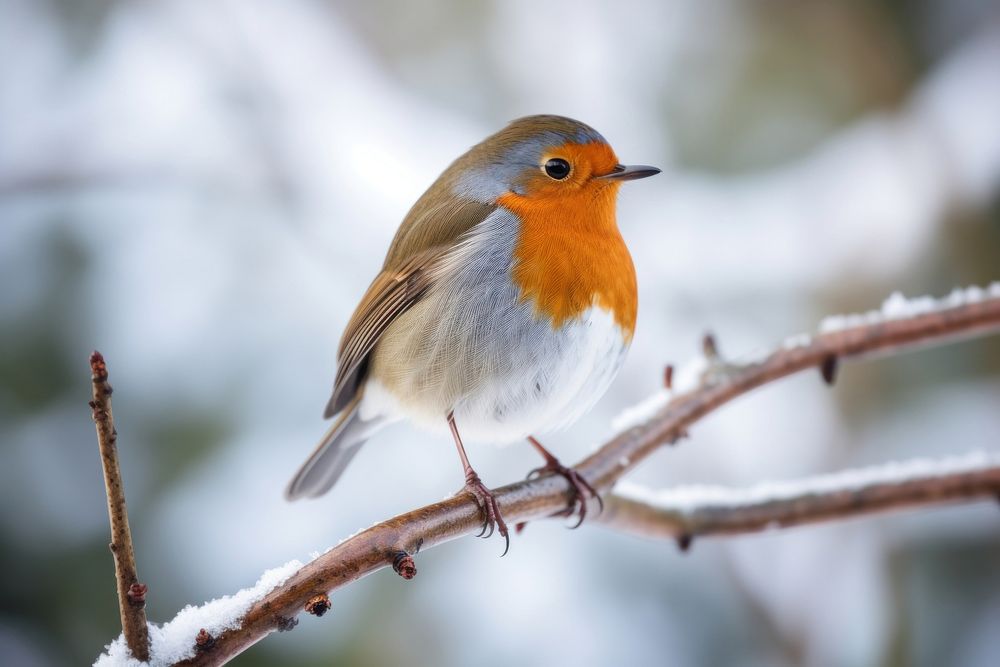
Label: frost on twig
xmin=599 ymin=451 xmax=1000 ymax=543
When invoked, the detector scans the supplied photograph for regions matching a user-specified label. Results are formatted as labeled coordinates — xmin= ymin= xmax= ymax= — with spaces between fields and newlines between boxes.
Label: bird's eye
xmin=543 ymin=158 xmax=571 ymax=180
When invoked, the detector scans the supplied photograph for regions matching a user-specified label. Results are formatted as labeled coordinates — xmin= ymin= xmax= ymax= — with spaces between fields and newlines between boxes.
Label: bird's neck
xmin=498 ymin=187 xmax=637 ymax=339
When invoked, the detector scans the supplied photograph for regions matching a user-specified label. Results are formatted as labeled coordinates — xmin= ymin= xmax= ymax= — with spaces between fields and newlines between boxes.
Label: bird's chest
xmin=366 ymin=209 xmax=635 ymax=441
xmin=503 ymin=195 xmax=638 ymax=339
xmin=433 ymin=210 xmax=634 ymax=439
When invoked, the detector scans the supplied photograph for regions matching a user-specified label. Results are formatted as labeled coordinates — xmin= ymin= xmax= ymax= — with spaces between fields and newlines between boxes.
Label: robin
xmin=286 ymin=115 xmax=659 ymax=553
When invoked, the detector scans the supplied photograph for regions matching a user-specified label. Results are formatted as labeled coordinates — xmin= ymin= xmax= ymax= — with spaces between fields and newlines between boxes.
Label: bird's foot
xmin=527 ymin=456 xmax=603 ymax=529
xmin=461 ymin=470 xmax=509 ymax=556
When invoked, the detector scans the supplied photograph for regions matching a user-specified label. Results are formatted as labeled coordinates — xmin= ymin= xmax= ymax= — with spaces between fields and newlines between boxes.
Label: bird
xmin=286 ymin=114 xmax=659 ymax=554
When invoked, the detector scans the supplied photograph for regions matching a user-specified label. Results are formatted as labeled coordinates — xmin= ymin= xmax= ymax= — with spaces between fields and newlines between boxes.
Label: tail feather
xmin=285 ymin=397 xmax=384 ymax=500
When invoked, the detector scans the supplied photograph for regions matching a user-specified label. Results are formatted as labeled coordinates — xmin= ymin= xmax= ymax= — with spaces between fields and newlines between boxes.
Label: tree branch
xmin=90 ymin=287 xmax=1000 ymax=665
xmin=90 ymin=351 xmax=150 ymax=663
xmin=596 ymin=452 xmax=1000 ymax=547
xmin=169 ymin=287 xmax=1000 ymax=666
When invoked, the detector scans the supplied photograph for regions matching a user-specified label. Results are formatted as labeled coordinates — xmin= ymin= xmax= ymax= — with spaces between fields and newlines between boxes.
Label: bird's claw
xmin=527 ymin=460 xmax=603 ymax=529
xmin=461 ymin=471 xmax=509 ymax=556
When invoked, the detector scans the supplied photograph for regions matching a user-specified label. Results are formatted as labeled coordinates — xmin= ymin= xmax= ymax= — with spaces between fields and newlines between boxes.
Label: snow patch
xmin=782 ymin=332 xmax=813 ymax=349
xmin=610 ymin=352 xmax=721 ymax=432
xmin=610 ymin=354 xmax=716 ymax=432
xmin=673 ymin=354 xmax=711 ymax=394
xmin=95 ymin=559 xmax=304 ymax=666
xmin=616 ymin=450 xmax=1000 ymax=511
xmin=819 ymin=283 xmax=1000 ymax=333
xmin=611 ymin=390 xmax=671 ymax=432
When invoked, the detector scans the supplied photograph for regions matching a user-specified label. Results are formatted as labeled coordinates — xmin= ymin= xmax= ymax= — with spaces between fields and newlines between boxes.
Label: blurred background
xmin=2 ymin=1 xmax=999 ymax=665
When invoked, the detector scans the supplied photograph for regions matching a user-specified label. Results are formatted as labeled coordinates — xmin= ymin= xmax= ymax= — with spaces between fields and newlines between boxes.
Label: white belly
xmin=363 ymin=304 xmax=629 ymax=443
xmin=455 ymin=304 xmax=629 ymax=441
xmin=360 ymin=208 xmax=632 ymax=443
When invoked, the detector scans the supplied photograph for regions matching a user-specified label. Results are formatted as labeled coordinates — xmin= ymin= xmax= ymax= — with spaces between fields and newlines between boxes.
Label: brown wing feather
xmin=323 ymin=159 xmax=497 ymax=419
xmin=325 ymin=249 xmax=440 ymax=418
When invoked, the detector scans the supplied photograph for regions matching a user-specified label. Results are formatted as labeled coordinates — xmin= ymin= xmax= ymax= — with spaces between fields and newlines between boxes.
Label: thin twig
xmin=596 ymin=453 xmax=1000 ymax=545
xmin=173 ymin=292 xmax=1000 ymax=666
xmin=90 ymin=351 xmax=150 ymax=662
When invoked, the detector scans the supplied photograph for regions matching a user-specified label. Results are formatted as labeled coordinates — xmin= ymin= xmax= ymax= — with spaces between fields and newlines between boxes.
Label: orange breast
xmin=498 ymin=182 xmax=637 ymax=340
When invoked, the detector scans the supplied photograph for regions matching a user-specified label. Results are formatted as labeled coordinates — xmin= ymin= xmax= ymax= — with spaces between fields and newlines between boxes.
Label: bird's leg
xmin=526 ymin=436 xmax=603 ymax=528
xmin=448 ymin=411 xmax=509 ymax=555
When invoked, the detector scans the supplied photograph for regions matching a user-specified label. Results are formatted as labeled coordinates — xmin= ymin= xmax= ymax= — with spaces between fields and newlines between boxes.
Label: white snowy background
xmin=1 ymin=1 xmax=999 ymax=666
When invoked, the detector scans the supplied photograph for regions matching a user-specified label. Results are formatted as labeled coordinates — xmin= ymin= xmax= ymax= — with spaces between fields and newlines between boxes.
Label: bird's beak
xmin=597 ymin=164 xmax=661 ymax=181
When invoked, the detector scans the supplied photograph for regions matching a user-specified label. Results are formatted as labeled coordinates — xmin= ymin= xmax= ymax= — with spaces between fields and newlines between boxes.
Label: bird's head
xmin=451 ymin=115 xmax=660 ymax=205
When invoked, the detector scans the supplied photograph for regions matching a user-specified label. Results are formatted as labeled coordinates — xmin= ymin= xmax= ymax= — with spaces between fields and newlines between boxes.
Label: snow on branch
xmin=93 ymin=285 xmax=1000 ymax=666
xmin=819 ymin=283 xmax=1000 ymax=333
xmin=96 ymin=561 xmax=304 ymax=667
xmin=599 ymin=452 xmax=1000 ymax=547
xmin=614 ymin=282 xmax=1000 ymax=433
